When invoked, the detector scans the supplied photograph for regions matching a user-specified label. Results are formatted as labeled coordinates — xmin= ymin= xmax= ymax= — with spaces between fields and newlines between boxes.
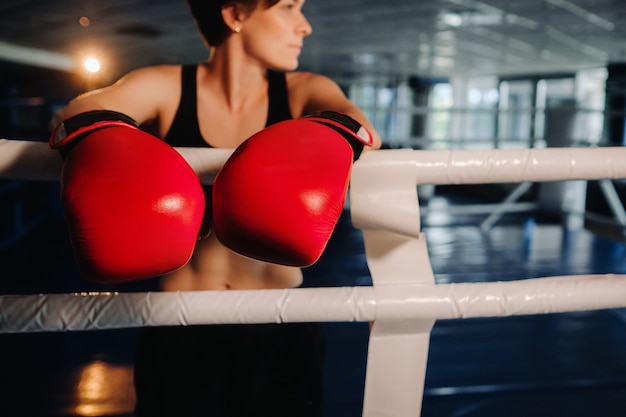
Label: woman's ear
xmin=221 ymin=4 xmax=242 ymax=33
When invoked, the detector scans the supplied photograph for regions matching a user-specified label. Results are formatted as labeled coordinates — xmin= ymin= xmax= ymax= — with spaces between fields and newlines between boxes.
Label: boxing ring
xmin=2 ymin=139 xmax=626 ymax=417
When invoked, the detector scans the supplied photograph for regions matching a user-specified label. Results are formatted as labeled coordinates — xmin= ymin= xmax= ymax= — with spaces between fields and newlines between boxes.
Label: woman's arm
xmin=50 ymin=65 xmax=177 ymax=131
xmin=289 ymin=72 xmax=382 ymax=150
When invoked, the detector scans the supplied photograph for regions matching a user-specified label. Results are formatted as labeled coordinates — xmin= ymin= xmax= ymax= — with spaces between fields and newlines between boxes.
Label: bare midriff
xmin=160 ymin=232 xmax=303 ymax=291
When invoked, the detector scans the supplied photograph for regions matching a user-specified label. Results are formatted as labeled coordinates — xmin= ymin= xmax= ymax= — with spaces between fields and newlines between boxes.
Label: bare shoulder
xmin=286 ymin=71 xmax=340 ymax=92
xmin=118 ymin=64 xmax=182 ymax=107
xmin=114 ymin=64 xmax=181 ymax=91
xmin=285 ymin=71 xmax=345 ymax=117
xmin=55 ymin=65 xmax=183 ymax=126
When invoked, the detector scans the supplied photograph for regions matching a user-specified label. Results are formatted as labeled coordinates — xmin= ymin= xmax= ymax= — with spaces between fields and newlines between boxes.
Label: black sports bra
xmin=163 ymin=65 xmax=293 ymax=147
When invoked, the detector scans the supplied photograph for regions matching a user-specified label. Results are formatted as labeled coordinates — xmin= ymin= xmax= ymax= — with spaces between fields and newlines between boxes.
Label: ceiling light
xmin=84 ymin=57 xmax=101 ymax=73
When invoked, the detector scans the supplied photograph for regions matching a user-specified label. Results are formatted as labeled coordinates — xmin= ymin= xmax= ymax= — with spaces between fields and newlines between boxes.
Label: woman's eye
xmin=282 ymin=0 xmax=301 ymax=10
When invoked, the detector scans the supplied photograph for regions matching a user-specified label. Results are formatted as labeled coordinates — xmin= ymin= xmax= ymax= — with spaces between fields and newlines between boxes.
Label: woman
xmin=51 ymin=0 xmax=381 ymax=415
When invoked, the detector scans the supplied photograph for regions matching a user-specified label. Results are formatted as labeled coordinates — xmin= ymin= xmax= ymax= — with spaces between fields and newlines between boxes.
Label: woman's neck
xmin=201 ymin=47 xmax=269 ymax=112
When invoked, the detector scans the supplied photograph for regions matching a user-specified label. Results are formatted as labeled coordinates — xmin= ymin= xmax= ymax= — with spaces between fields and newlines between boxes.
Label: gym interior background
xmin=2 ymin=1 xmax=626 ymax=416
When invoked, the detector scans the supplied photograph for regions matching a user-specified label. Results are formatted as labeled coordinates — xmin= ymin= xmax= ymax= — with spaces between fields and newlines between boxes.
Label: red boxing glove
xmin=212 ymin=111 xmax=372 ymax=266
xmin=50 ymin=111 xmax=205 ymax=283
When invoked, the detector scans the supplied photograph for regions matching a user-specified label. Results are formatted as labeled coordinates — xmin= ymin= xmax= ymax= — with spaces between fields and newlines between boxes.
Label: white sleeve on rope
xmin=1 ymin=275 xmax=626 ymax=334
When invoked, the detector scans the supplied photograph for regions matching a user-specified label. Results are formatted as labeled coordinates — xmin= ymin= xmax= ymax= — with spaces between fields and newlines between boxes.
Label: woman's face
xmin=240 ymin=0 xmax=312 ymax=71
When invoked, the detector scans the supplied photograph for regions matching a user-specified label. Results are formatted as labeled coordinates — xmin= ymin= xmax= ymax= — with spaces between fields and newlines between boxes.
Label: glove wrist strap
xmin=50 ymin=110 xmax=139 ymax=150
xmin=303 ymin=111 xmax=373 ymax=161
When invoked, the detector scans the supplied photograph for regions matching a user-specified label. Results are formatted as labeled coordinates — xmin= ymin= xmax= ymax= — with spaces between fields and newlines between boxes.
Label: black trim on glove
xmin=50 ymin=110 xmax=139 ymax=158
xmin=302 ymin=111 xmax=372 ymax=161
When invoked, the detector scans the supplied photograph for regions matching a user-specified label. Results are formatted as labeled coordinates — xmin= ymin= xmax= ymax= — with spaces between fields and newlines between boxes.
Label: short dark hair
xmin=186 ymin=0 xmax=280 ymax=47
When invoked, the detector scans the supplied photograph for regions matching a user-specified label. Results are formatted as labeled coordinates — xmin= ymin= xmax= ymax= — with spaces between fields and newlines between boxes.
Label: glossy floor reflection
xmin=1 ymin=181 xmax=626 ymax=416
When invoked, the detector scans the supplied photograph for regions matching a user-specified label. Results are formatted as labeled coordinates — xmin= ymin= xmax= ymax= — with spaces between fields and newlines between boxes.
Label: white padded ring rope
xmin=2 ymin=139 xmax=626 ymax=185
xmin=0 ymin=139 xmax=233 ymax=184
xmin=1 ymin=275 xmax=625 ymax=334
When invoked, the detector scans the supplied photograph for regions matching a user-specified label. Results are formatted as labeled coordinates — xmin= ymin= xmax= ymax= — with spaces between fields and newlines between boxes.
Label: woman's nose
xmin=299 ymin=14 xmax=313 ymax=37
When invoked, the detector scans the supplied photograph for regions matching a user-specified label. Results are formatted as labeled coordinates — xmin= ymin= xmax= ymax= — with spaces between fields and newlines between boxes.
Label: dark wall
xmin=0 ymin=61 xmax=85 ymax=140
